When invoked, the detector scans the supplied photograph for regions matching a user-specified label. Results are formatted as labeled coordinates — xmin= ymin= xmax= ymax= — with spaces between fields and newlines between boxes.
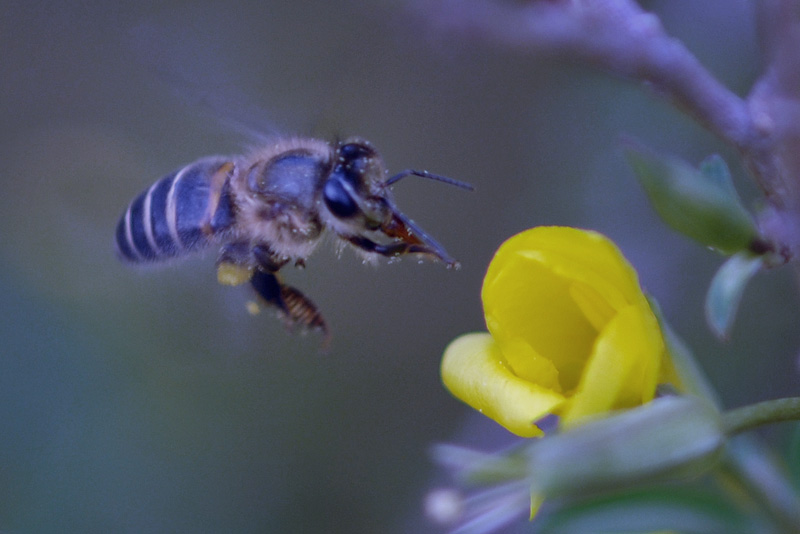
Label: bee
xmin=115 ymin=137 xmax=472 ymax=340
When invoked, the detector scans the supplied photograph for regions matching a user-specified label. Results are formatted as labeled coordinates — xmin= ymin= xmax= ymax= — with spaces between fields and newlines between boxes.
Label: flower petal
xmin=529 ymin=492 xmax=545 ymax=521
xmin=483 ymin=248 xmax=597 ymax=391
xmin=482 ymin=227 xmax=655 ymax=394
xmin=487 ymin=227 xmax=643 ymax=314
xmin=559 ymin=303 xmax=664 ymax=427
xmin=441 ymin=333 xmax=565 ymax=437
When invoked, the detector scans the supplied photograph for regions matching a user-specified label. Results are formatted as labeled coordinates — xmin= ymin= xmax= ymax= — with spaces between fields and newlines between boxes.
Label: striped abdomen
xmin=116 ymin=157 xmax=237 ymax=263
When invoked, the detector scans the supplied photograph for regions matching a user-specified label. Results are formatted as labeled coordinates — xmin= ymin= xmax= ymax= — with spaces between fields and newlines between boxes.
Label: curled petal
xmin=559 ymin=303 xmax=665 ymax=427
xmin=441 ymin=333 xmax=565 ymax=437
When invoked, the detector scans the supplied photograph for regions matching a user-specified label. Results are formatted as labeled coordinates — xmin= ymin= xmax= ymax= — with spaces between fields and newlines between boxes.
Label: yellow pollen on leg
xmin=217 ymin=262 xmax=254 ymax=286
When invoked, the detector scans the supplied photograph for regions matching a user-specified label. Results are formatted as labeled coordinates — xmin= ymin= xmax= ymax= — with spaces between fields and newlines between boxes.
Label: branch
xmin=747 ymin=0 xmax=800 ymax=259
xmin=417 ymin=0 xmax=754 ymax=150
xmin=414 ymin=0 xmax=800 ymax=258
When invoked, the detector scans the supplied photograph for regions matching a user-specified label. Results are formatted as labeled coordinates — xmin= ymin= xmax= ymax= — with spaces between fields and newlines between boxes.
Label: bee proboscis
xmin=115 ymin=136 xmax=472 ymax=341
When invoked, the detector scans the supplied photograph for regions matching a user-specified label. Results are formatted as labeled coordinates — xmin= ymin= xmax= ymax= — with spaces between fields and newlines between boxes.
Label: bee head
xmin=323 ymin=139 xmax=386 ymax=223
xmin=322 ymin=139 xmax=473 ymax=267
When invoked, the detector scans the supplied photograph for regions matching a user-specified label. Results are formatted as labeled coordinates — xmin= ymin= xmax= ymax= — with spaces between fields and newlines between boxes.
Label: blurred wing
xmin=124 ymin=8 xmax=284 ymax=143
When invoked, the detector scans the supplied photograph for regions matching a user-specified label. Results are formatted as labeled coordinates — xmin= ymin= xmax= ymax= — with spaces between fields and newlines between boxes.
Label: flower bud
xmin=441 ymin=227 xmax=675 ymax=436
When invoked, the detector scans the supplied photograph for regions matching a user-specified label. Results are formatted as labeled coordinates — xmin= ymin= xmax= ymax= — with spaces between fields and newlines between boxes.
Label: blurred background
xmin=1 ymin=1 xmax=797 ymax=532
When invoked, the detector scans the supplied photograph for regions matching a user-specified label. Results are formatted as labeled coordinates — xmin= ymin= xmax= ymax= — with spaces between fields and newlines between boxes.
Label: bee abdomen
xmin=116 ymin=157 xmax=236 ymax=263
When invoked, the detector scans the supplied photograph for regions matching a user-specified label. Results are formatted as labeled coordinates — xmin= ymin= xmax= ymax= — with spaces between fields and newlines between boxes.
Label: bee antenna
xmin=385 ymin=169 xmax=475 ymax=191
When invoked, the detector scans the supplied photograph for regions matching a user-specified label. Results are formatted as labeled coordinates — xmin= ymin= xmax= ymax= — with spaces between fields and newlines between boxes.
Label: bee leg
xmin=249 ymin=244 xmax=329 ymax=341
xmin=252 ymin=244 xmax=289 ymax=272
xmin=216 ymin=242 xmax=257 ymax=286
xmin=250 ymin=269 xmax=329 ymax=341
xmin=249 ymin=269 xmax=286 ymax=312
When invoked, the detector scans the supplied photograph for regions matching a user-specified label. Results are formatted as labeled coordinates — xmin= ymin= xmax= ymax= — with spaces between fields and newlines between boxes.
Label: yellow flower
xmin=442 ymin=227 xmax=673 ymax=437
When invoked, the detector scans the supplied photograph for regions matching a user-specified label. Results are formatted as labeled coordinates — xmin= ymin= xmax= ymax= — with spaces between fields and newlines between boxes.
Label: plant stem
xmin=723 ymin=397 xmax=800 ymax=435
xmin=416 ymin=0 xmax=800 ymax=258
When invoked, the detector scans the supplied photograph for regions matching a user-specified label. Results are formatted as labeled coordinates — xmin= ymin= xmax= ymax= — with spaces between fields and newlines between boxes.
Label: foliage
xmin=430 ymin=1 xmax=800 ymax=533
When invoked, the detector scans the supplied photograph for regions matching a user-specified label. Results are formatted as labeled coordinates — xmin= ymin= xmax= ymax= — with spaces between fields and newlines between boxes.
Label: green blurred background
xmin=1 ymin=1 xmax=797 ymax=532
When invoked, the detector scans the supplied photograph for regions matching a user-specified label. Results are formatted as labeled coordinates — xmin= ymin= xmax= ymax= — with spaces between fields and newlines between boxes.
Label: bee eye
xmin=323 ymin=178 xmax=359 ymax=218
xmin=339 ymin=142 xmax=371 ymax=160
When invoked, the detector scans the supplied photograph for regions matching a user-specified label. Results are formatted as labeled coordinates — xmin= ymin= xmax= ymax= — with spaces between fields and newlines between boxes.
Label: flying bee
xmin=115 ymin=136 xmax=472 ymax=340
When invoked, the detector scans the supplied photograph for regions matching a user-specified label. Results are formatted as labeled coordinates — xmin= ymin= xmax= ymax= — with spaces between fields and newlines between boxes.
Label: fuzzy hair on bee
xmin=115 ymin=136 xmax=473 ymax=341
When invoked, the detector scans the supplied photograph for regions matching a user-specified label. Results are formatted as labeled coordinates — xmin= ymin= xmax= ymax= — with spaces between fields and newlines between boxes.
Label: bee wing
xmin=125 ymin=11 xmax=283 ymax=144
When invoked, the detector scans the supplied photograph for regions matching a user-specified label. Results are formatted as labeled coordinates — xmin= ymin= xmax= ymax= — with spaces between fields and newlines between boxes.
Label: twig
xmin=723 ymin=397 xmax=800 ymax=435
xmin=747 ymin=0 xmax=800 ymax=262
xmin=414 ymin=0 xmax=800 ymax=258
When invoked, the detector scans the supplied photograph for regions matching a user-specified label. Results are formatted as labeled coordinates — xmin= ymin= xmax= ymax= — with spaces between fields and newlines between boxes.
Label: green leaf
xmin=698 ymin=154 xmax=740 ymax=200
xmin=788 ymin=423 xmax=800 ymax=489
xmin=624 ymin=144 xmax=758 ymax=254
xmin=724 ymin=435 xmax=800 ymax=530
xmin=647 ymin=296 xmax=722 ymax=407
xmin=705 ymin=252 xmax=763 ymax=340
xmin=536 ymin=486 xmax=755 ymax=534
